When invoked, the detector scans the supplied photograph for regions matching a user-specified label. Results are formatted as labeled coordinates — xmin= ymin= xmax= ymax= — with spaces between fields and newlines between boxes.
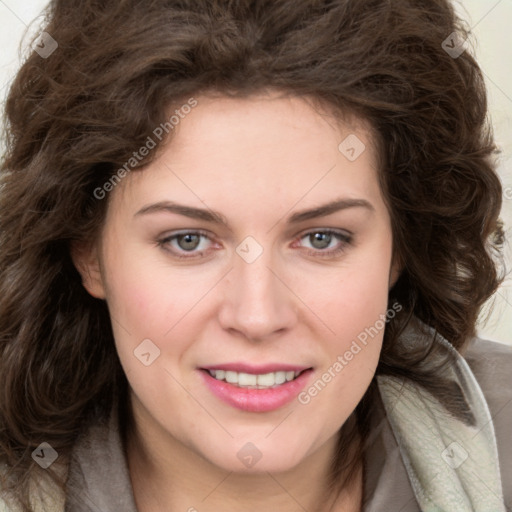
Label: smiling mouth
xmin=202 ymin=368 xmax=311 ymax=389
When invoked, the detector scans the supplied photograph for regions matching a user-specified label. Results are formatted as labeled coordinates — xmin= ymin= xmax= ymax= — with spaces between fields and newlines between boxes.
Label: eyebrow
xmin=134 ymin=197 xmax=375 ymax=228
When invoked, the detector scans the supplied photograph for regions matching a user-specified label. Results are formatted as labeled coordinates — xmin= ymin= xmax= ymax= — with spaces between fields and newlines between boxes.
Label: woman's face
xmin=78 ymin=92 xmax=398 ymax=473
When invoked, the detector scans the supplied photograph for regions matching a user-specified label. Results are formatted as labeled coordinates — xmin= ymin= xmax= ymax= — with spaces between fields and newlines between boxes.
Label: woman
xmin=0 ymin=0 xmax=510 ymax=511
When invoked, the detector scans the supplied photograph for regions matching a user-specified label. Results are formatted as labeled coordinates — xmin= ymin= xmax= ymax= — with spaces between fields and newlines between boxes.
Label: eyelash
xmin=157 ymin=229 xmax=353 ymax=260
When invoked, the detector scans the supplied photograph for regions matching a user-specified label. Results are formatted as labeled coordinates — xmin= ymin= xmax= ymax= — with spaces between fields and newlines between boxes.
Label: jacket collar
xmin=374 ymin=322 xmax=505 ymax=511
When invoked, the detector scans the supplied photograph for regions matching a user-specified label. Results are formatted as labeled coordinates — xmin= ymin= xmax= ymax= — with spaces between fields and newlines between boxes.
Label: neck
xmin=125 ymin=400 xmax=363 ymax=512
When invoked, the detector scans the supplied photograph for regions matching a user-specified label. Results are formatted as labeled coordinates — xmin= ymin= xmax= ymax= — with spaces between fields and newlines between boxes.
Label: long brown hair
xmin=0 ymin=0 xmax=504 ymax=509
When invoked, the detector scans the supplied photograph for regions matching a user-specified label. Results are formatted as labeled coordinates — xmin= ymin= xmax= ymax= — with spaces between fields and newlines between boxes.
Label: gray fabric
xmin=362 ymin=390 xmax=421 ymax=511
xmin=464 ymin=337 xmax=512 ymax=508
xmin=63 ymin=336 xmax=512 ymax=512
xmin=64 ymin=412 xmax=137 ymax=512
xmin=381 ymin=326 xmax=506 ymax=510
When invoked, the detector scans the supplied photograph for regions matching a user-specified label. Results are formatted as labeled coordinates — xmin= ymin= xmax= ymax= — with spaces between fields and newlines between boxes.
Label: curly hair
xmin=0 ymin=0 xmax=504 ymax=509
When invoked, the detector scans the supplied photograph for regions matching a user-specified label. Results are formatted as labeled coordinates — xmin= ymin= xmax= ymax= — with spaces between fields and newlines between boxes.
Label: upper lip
xmin=200 ymin=362 xmax=313 ymax=374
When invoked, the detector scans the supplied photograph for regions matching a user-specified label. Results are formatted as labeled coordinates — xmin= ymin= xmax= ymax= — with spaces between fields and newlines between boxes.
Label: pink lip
xmin=199 ymin=368 xmax=314 ymax=413
xmin=200 ymin=362 xmax=311 ymax=374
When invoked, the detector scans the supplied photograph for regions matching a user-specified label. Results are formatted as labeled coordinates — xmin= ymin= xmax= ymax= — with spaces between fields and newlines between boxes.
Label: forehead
xmin=112 ymin=92 xmax=384 ymax=218
xmin=167 ymin=91 xmax=374 ymax=160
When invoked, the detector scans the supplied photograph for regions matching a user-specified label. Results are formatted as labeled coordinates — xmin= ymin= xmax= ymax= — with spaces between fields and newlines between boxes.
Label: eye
xmin=158 ymin=230 xmax=214 ymax=259
xmin=296 ymin=229 xmax=352 ymax=258
xmin=157 ymin=228 xmax=352 ymax=260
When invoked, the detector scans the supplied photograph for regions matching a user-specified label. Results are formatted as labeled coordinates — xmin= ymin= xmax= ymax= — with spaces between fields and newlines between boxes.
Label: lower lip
xmin=199 ymin=369 xmax=313 ymax=412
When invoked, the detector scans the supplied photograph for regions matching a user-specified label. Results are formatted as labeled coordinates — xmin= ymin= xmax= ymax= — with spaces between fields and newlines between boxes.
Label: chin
xmin=196 ymin=435 xmax=314 ymax=475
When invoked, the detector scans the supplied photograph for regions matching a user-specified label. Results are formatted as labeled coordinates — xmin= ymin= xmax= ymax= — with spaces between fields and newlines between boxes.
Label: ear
xmin=389 ymin=255 xmax=402 ymax=290
xmin=70 ymin=241 xmax=107 ymax=299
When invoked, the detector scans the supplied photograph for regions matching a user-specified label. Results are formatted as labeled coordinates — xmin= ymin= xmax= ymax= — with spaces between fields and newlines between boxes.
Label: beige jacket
xmin=2 ymin=333 xmax=512 ymax=511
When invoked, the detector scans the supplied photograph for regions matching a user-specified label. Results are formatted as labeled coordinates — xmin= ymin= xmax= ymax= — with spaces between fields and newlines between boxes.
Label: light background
xmin=0 ymin=0 xmax=510 ymax=345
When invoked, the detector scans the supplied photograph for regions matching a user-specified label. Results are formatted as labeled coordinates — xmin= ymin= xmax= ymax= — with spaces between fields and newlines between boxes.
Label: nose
xmin=218 ymin=250 xmax=298 ymax=342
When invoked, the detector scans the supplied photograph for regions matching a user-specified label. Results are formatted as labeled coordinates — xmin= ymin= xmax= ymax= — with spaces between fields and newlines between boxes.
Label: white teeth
xmin=275 ymin=371 xmax=286 ymax=385
xmin=225 ymin=371 xmax=238 ymax=384
xmin=257 ymin=372 xmax=276 ymax=387
xmin=238 ymin=373 xmax=257 ymax=386
xmin=208 ymin=369 xmax=302 ymax=388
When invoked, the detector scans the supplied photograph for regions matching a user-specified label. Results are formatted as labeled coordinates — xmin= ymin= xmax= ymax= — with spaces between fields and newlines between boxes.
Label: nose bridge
xmin=238 ymin=253 xmax=277 ymax=302
xmin=219 ymin=240 xmax=296 ymax=339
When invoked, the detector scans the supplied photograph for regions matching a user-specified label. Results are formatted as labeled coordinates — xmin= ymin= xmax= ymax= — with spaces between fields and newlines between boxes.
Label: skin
xmin=74 ymin=90 xmax=399 ymax=512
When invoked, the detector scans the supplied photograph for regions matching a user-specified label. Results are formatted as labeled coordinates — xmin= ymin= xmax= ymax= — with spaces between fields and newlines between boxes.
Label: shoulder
xmin=462 ymin=337 xmax=512 ymax=436
xmin=462 ymin=336 xmax=512 ymax=507
xmin=463 ymin=336 xmax=512 ymax=400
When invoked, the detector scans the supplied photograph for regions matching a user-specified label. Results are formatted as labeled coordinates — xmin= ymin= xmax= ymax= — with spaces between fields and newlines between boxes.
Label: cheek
xmin=301 ymin=253 xmax=392 ymax=347
xmin=295 ymin=265 xmax=389 ymax=442
xmin=336 ymin=270 xmax=390 ymax=340
xmin=102 ymin=247 xmax=198 ymax=337
xmin=296 ymin=244 xmax=392 ymax=412
xmin=102 ymin=251 xmax=223 ymax=379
